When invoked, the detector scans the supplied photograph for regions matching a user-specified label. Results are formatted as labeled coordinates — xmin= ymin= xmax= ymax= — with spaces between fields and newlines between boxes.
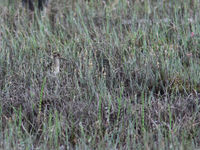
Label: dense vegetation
xmin=0 ymin=0 xmax=200 ymax=149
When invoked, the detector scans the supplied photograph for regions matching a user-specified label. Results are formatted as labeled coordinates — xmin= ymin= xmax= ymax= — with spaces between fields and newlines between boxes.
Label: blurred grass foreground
xmin=0 ymin=0 xmax=200 ymax=149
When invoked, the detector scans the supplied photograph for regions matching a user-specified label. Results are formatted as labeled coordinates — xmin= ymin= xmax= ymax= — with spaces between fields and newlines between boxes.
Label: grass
xmin=0 ymin=0 xmax=200 ymax=149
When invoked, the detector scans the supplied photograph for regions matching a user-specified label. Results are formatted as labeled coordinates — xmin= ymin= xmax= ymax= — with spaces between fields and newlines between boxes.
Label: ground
xmin=0 ymin=0 xmax=200 ymax=149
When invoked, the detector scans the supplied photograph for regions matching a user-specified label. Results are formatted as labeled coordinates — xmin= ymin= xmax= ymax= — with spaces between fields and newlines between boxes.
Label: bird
xmin=51 ymin=51 xmax=60 ymax=76
xmin=45 ymin=51 xmax=70 ymax=77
